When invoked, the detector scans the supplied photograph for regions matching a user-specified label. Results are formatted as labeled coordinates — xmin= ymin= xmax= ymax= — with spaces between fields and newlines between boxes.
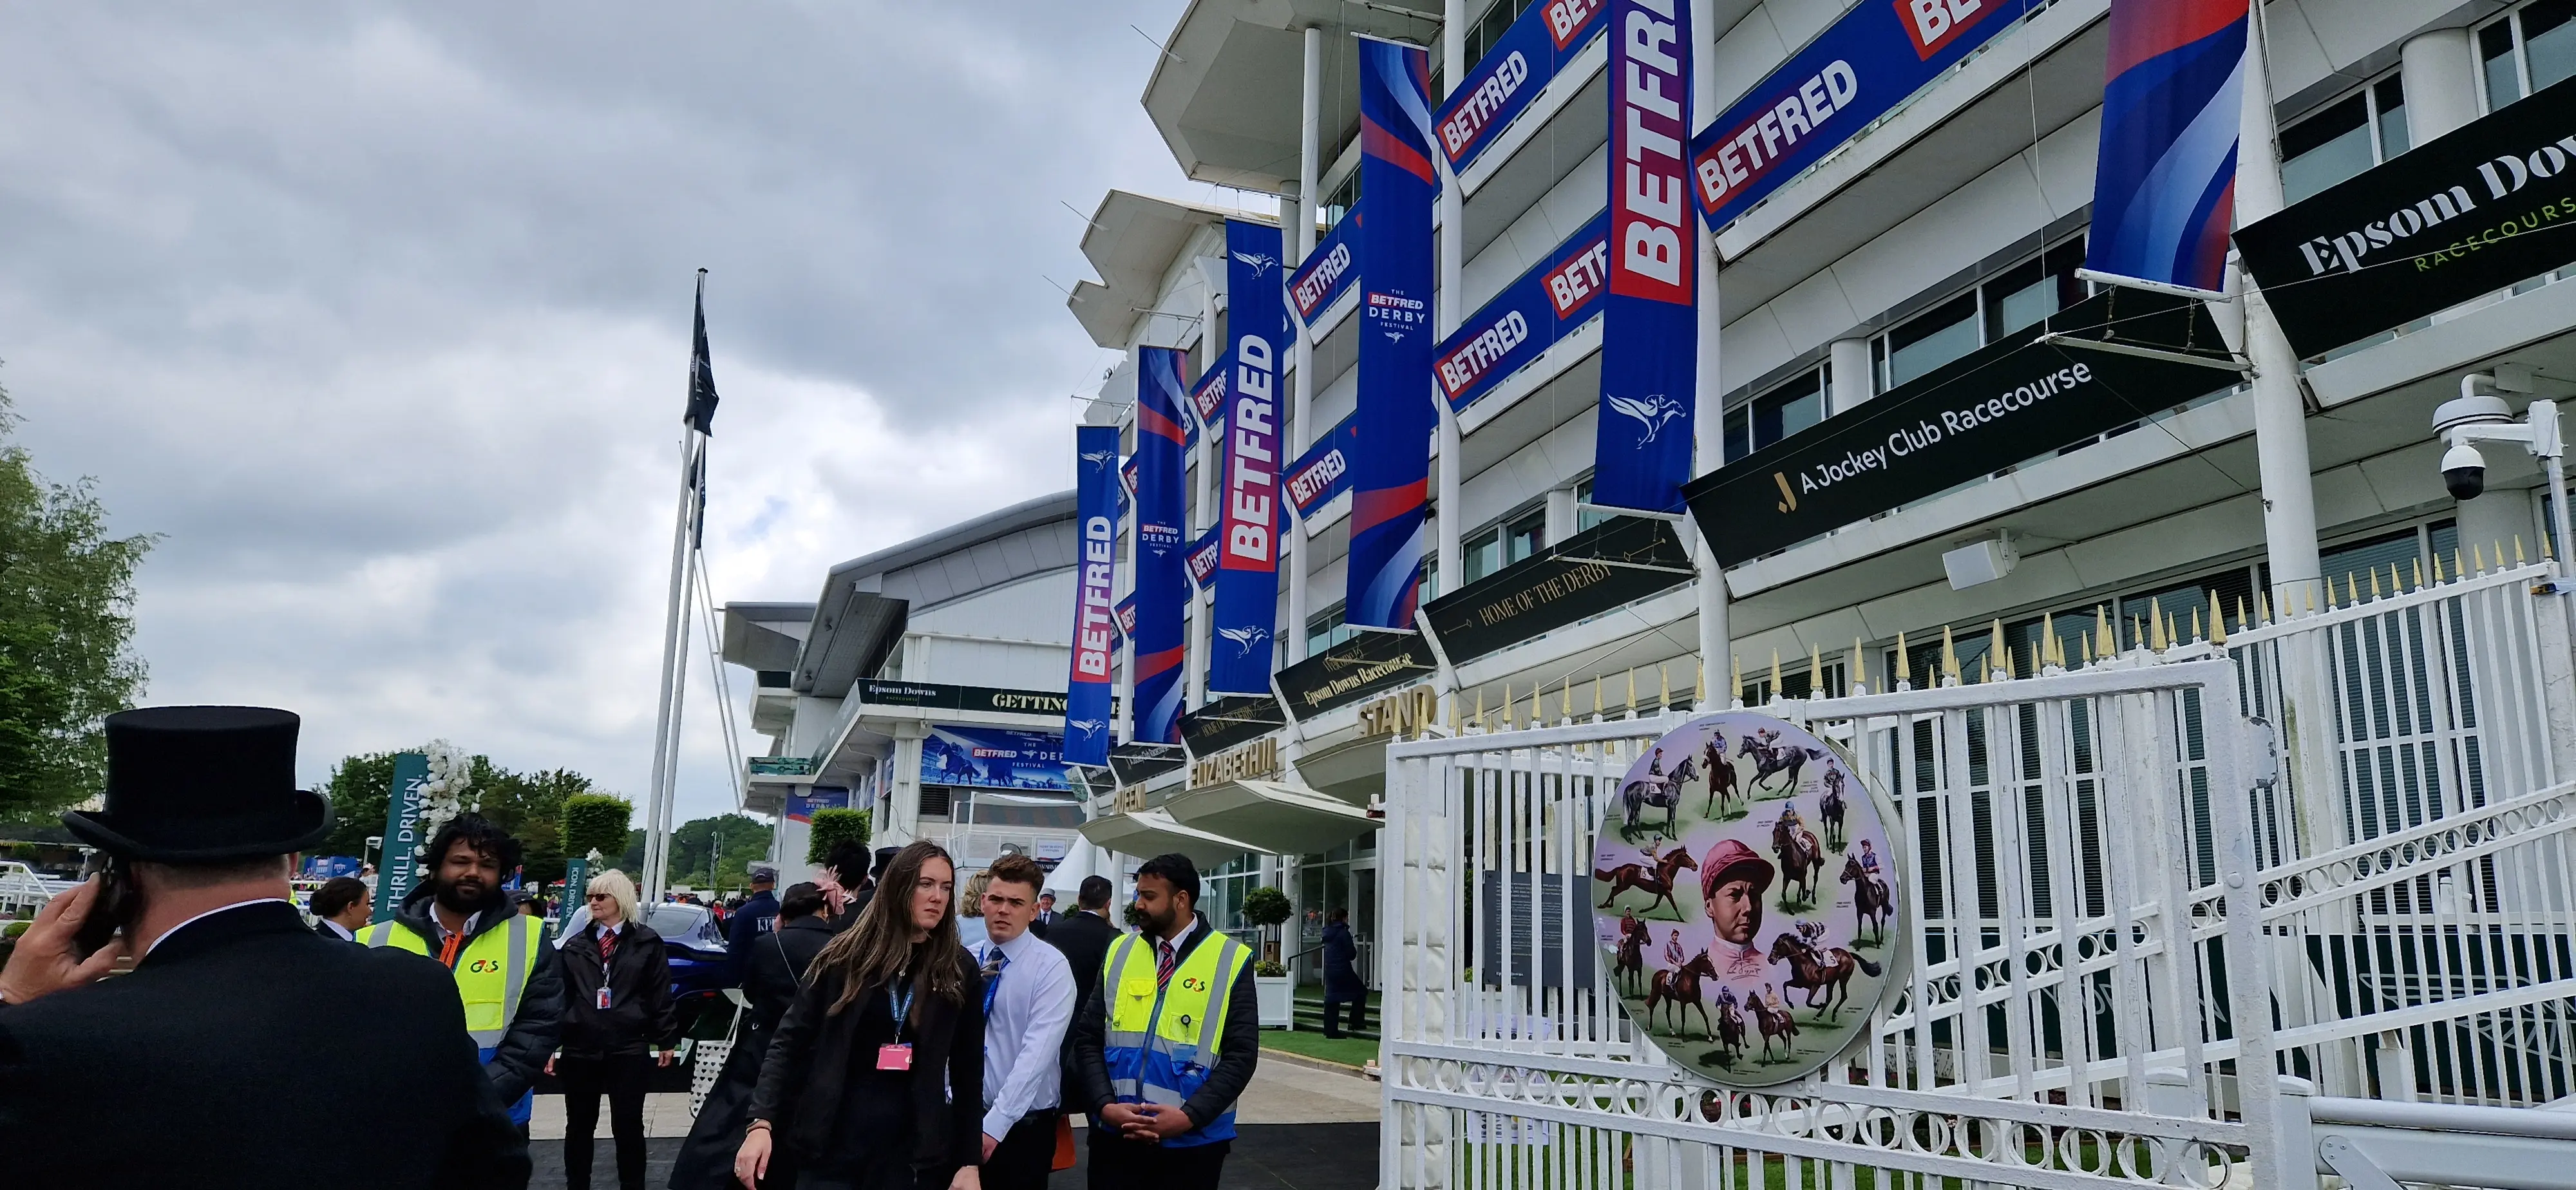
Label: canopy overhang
xmin=1078 ymin=808 xmax=1263 ymax=870
xmin=1163 ymin=779 xmax=1379 ymax=857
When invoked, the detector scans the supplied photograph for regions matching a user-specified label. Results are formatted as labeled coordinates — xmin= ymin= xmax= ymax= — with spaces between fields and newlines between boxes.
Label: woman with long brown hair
xmin=735 ymin=841 xmax=984 ymax=1190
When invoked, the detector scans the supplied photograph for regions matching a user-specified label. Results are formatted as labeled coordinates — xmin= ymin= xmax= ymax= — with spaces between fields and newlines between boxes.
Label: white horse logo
xmin=1068 ymin=717 xmax=1106 ymax=736
xmin=1080 ymin=448 xmax=1115 ymax=468
xmin=1233 ymin=250 xmax=1278 ymax=278
xmin=1605 ymin=394 xmax=1687 ymax=444
xmin=1217 ymin=625 xmax=1271 ymax=657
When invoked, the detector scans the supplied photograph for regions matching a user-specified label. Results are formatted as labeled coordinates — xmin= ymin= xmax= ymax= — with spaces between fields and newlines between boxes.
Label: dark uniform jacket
xmin=1067 ymin=911 xmax=1260 ymax=1134
xmin=1043 ymin=909 xmax=1117 ymax=1013
xmin=741 ymin=914 xmax=833 ymax=1039
xmin=554 ymin=920 xmax=676 ymax=1059
xmin=0 ymin=902 xmax=529 ymax=1188
xmin=746 ymin=950 xmax=985 ymax=1171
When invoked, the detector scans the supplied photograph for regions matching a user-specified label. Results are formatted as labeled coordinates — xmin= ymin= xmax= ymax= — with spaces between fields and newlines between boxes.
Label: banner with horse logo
xmin=1591 ymin=712 xmax=1902 ymax=1087
xmin=1593 ymin=0 xmax=1697 ymax=513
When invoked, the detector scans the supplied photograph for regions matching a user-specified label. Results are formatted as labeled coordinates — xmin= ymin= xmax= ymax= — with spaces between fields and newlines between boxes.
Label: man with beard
xmin=363 ymin=813 xmax=563 ymax=1129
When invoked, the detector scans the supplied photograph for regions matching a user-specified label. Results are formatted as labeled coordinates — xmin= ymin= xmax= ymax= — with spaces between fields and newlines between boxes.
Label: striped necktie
xmin=1157 ymin=938 xmax=1177 ymax=987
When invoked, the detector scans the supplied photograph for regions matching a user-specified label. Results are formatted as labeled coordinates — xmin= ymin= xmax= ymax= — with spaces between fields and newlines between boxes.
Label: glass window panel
xmin=1307 ymin=603 xmax=1356 ymax=657
xmin=1465 ymin=531 xmax=1502 ymax=583
xmin=2530 ymin=0 xmax=2576 ymax=92
xmin=1984 ymin=258 xmax=2063 ymax=339
xmin=1886 ymin=294 xmax=1980 ymax=388
xmin=1750 ymin=369 xmax=1824 ymax=451
xmin=1506 ymin=512 xmax=1545 ymax=565
xmin=2282 ymin=94 xmax=2372 ymax=204
xmin=2485 ymin=19 xmax=2524 ymax=109
xmin=1573 ymin=478 xmax=1609 ymax=531
xmin=2374 ymin=76 xmax=2410 ymax=157
xmin=1723 ymin=406 xmax=1752 ymax=462
xmin=2320 ymin=529 xmax=2421 ymax=603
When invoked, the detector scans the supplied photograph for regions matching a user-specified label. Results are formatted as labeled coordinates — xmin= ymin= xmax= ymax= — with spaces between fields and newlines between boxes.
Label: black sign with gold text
xmin=1274 ymin=629 xmax=1437 ymax=719
xmin=1422 ymin=515 xmax=1692 ymax=664
xmin=1179 ymin=694 xmax=1288 ymax=759
xmin=1683 ymin=289 xmax=2231 ymax=567
xmin=859 ymin=680 xmax=1113 ymax=718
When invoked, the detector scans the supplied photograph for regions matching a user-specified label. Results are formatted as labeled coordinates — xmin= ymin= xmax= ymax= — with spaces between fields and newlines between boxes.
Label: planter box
xmin=1255 ymin=975 xmax=1294 ymax=1028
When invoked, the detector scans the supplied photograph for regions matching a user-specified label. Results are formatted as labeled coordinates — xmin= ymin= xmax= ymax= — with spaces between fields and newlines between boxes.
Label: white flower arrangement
xmin=412 ymin=740 xmax=480 ymax=875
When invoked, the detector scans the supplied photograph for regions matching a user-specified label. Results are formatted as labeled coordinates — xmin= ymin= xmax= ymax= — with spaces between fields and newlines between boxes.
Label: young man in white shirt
xmin=974 ymin=853 xmax=1077 ymax=1190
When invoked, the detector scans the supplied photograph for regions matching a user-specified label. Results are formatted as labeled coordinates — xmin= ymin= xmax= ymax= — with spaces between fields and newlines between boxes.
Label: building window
xmin=2481 ymin=0 xmax=2576 ymax=111
xmin=1879 ymin=294 xmax=1980 ymax=390
xmin=1872 ymin=236 xmax=2090 ymax=393
xmin=1464 ymin=0 xmax=1533 ymax=73
xmin=2281 ymin=76 xmax=2407 ymax=205
xmin=1572 ymin=477 xmax=1610 ymax=532
xmin=1982 ymin=238 xmax=2088 ymax=341
xmin=1307 ymin=602 xmax=1358 ymax=657
xmin=1723 ymin=367 xmax=1825 ymax=463
xmin=1464 ymin=507 xmax=1546 ymax=583
xmin=1320 ymin=170 xmax=1359 ymax=233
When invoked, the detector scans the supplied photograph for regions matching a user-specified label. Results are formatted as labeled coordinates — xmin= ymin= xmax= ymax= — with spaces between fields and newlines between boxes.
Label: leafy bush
xmin=560 ymin=794 xmax=634 ymax=862
xmin=1253 ymin=958 xmax=1286 ymax=978
xmin=804 ymin=808 xmax=872 ymax=866
xmin=1240 ymin=885 xmax=1292 ymax=928
xmin=3 ymin=919 xmax=28 ymax=940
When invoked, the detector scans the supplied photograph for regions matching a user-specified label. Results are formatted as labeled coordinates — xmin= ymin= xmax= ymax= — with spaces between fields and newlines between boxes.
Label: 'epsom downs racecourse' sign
xmin=1273 ymin=627 xmax=1437 ymax=719
xmin=2238 ymin=74 xmax=2576 ymax=359
xmin=1685 ymin=289 xmax=2233 ymax=567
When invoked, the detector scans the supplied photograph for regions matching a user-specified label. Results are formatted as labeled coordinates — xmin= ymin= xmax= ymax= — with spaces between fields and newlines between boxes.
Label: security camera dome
xmin=2443 ymin=441 xmax=2487 ymax=502
xmin=2434 ymin=393 xmax=2514 ymax=433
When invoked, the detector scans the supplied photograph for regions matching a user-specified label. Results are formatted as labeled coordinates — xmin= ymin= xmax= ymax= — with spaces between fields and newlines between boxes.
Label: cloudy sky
xmin=0 ymin=3 xmax=1245 ymax=823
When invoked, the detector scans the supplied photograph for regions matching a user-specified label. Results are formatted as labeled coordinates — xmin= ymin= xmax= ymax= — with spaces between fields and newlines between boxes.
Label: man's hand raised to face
xmin=0 ymin=878 xmax=127 ymax=1006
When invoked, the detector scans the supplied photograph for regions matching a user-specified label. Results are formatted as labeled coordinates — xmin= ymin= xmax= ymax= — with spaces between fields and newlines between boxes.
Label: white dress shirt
xmin=319 ymin=918 xmax=357 ymax=941
xmin=978 ymin=927 xmax=1076 ymax=1140
xmin=146 ymin=898 xmax=292 ymax=956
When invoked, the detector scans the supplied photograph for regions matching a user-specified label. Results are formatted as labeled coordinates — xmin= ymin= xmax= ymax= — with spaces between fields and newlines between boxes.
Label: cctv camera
xmin=2443 ymin=441 xmax=2487 ymax=501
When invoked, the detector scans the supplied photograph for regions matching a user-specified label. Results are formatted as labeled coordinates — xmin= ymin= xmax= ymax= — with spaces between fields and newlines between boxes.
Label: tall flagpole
xmin=643 ymin=430 xmax=700 ymax=903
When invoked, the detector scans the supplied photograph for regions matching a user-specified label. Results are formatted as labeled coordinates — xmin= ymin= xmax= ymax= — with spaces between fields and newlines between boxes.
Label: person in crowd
xmin=738 ymin=840 xmax=985 ymax=1190
xmin=819 ymin=841 xmax=873 ymax=933
xmin=1069 ymin=854 xmax=1258 ymax=1190
xmin=0 ymin=705 xmax=529 ymax=1187
xmin=956 ymin=870 xmax=992 ymax=950
xmin=1045 ymin=876 xmax=1117 ymax=1014
xmin=672 ymin=882 xmax=833 ymax=1189
xmin=728 ymin=864 xmax=780 ymax=965
xmin=551 ymin=868 xmax=676 ymax=1190
xmin=1028 ymin=891 xmax=1057 ymax=939
xmin=1319 ymin=907 xmax=1365 ymax=1039
xmin=310 ymin=874 xmax=372 ymax=941
xmin=968 ymin=855 xmax=1074 ymax=1190
xmin=364 ymin=813 xmax=564 ymax=1130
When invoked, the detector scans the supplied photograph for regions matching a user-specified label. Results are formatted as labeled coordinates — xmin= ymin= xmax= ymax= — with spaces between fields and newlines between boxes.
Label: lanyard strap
xmin=887 ymin=974 xmax=915 ymax=1042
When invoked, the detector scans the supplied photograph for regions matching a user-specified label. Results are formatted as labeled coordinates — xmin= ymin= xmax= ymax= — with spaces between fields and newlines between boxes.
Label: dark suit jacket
xmin=1068 ymin=913 xmax=1259 ymax=1139
xmin=1044 ymin=909 xmax=1116 ymax=1008
xmin=741 ymin=915 xmax=833 ymax=1040
xmin=748 ymin=949 xmax=984 ymax=1171
xmin=0 ymin=902 xmax=529 ymax=1189
xmin=555 ymin=920 xmax=676 ymax=1059
xmin=314 ymin=919 xmax=361 ymax=943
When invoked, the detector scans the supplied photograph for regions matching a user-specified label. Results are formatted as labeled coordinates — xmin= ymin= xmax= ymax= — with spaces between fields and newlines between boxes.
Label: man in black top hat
xmin=0 ymin=706 xmax=531 ymax=1189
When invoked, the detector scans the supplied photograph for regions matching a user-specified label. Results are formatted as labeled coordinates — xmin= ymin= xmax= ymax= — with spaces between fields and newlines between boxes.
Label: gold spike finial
xmin=1940 ymin=625 xmax=1960 ymax=684
xmin=2040 ymin=614 xmax=2056 ymax=668
xmin=1768 ymin=650 xmax=1781 ymax=699
xmin=1893 ymin=634 xmax=1910 ymax=688
xmin=1563 ymin=675 xmax=1574 ymax=721
xmin=2411 ymin=558 xmax=2424 ymax=591
xmin=1625 ymin=668 xmax=1637 ymax=710
xmin=2150 ymin=607 xmax=2170 ymax=651
xmin=2453 ymin=547 xmax=2465 ymax=580
xmin=1660 ymin=663 xmax=1671 ymax=709
xmin=2081 ymin=630 xmax=2095 ymax=663
xmin=1693 ymin=661 xmax=1705 ymax=706
xmin=1808 ymin=645 xmax=1823 ymax=697
xmin=1730 ymin=655 xmax=1743 ymax=706
xmin=2190 ymin=605 xmax=2204 ymax=641
xmin=2474 ymin=542 xmax=2488 ymax=574
xmin=1988 ymin=620 xmax=2009 ymax=680
xmin=2208 ymin=592 xmax=2227 ymax=647
xmin=2097 ymin=605 xmax=2114 ymax=654
xmin=2517 ymin=536 xmax=2528 ymax=565
xmin=1593 ymin=675 xmax=1603 ymax=715
xmin=2369 ymin=568 xmax=2382 ymax=601
xmin=1852 ymin=638 xmax=1868 ymax=694
xmin=2496 ymin=541 xmax=2509 ymax=574
xmin=1474 ymin=688 xmax=1486 ymax=729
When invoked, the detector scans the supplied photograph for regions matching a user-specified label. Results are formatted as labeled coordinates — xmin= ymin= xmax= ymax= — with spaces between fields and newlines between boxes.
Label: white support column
xmin=1690 ymin=0 xmax=1728 ymax=704
xmin=2238 ymin=10 xmax=2323 ymax=611
xmin=2401 ymin=28 xmax=2481 ymax=144
xmin=1289 ymin=24 xmax=1322 ymax=665
xmin=1544 ymin=487 xmax=1576 ymax=543
xmin=885 ymin=724 xmax=927 ymax=849
xmin=1827 ymin=337 xmax=1873 ymax=416
xmin=1437 ymin=3 xmax=1466 ymax=601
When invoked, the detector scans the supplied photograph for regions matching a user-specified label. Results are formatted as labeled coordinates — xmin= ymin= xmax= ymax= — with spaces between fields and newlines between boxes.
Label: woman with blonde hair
xmin=551 ymin=867 xmax=676 ymax=1190
xmin=739 ymin=840 xmax=985 ymax=1190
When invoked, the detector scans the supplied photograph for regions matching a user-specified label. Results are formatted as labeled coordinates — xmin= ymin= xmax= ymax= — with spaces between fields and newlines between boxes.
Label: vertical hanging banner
xmin=1132 ymin=346 xmax=1192 ymax=745
xmin=1064 ymin=425 xmax=1120 ymax=766
xmin=1289 ymin=205 xmax=1363 ymax=326
xmin=370 ymin=752 xmax=430 ymax=923
xmin=1350 ymin=35 xmax=1438 ymax=630
xmin=1595 ymin=0 xmax=1696 ymax=513
xmin=1435 ymin=0 xmax=1611 ymax=173
xmin=1209 ymin=218 xmax=1286 ymax=694
xmin=2080 ymin=0 xmax=2248 ymax=296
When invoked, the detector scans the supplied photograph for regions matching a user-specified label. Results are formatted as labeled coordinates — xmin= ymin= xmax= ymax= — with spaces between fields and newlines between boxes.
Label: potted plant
xmin=1240 ymin=885 xmax=1294 ymax=1028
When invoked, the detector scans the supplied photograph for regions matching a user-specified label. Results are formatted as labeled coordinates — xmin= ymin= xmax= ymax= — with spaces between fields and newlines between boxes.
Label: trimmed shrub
xmin=804 ymin=808 xmax=873 ymax=866
xmin=560 ymin=794 xmax=634 ymax=862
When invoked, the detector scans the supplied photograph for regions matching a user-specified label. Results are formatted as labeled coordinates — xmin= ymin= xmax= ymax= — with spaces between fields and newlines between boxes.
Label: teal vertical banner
xmin=559 ymin=856 xmax=591 ymax=933
xmin=370 ymin=752 xmax=431 ymax=923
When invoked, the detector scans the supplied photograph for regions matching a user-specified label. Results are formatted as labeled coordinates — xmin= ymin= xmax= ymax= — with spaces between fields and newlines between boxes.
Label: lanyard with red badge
xmin=596 ymin=927 xmax=618 ymax=1010
xmin=879 ymin=974 xmax=915 ymax=1070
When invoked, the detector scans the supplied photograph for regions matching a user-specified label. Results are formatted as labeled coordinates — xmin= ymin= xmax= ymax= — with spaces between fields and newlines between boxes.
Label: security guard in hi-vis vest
xmin=1069 ymin=853 xmax=1259 ymax=1190
xmin=365 ymin=813 xmax=562 ymax=1128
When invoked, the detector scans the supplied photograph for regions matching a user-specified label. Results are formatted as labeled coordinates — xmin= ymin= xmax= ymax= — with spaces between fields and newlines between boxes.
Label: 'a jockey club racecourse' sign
xmin=1591 ymin=712 xmax=1903 ymax=1088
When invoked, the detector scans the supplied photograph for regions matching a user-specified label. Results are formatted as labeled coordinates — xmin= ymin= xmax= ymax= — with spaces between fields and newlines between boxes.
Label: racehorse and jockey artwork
xmin=1590 ymin=712 xmax=1902 ymax=1088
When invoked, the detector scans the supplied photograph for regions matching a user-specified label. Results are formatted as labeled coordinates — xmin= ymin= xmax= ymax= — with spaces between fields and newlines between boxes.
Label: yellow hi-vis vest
xmin=362 ymin=912 xmax=544 ymax=1051
xmin=1098 ymin=928 xmax=1250 ymax=1147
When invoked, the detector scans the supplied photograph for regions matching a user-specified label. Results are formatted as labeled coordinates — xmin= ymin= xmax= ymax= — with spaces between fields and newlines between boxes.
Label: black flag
xmin=685 ymin=270 xmax=719 ymax=435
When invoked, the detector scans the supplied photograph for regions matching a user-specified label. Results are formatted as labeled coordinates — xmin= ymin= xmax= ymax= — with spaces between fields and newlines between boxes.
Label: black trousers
xmin=559 ymin=1052 xmax=651 ymax=1190
xmin=1323 ymin=996 xmax=1368 ymax=1037
xmin=981 ymin=1111 xmax=1059 ymax=1190
xmin=1087 ymin=1129 xmax=1229 ymax=1190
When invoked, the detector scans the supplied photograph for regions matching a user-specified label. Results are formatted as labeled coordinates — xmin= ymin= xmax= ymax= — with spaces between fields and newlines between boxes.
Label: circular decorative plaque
xmin=1591 ymin=712 xmax=1903 ymax=1088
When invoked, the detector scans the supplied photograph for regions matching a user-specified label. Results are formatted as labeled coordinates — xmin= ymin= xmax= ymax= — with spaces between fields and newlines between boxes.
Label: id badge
xmin=596 ymin=986 xmax=612 ymax=1011
xmin=875 ymin=1043 xmax=914 ymax=1071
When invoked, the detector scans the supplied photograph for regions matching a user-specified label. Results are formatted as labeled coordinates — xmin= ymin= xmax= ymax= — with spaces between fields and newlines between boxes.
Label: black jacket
xmin=315 ymin=919 xmax=361 ymax=943
xmin=554 ymin=920 xmax=676 ymax=1059
xmin=747 ymin=948 xmax=984 ymax=1171
xmin=742 ymin=915 xmax=833 ymax=1040
xmin=1044 ymin=909 xmax=1117 ymax=1010
xmin=0 ymin=902 xmax=529 ymax=1189
xmin=726 ymin=890 xmax=778 ymax=963
xmin=383 ymin=886 xmax=564 ymax=1102
xmin=1321 ymin=920 xmax=1363 ymax=999
xmin=1068 ymin=912 xmax=1260 ymax=1137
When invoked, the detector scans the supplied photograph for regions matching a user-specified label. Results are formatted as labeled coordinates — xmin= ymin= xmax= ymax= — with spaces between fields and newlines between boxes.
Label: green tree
xmin=806 ymin=808 xmax=871 ymax=868
xmin=479 ymin=766 xmax=594 ymax=885
xmin=0 ymin=384 xmax=155 ymax=818
xmin=668 ymin=813 xmax=775 ymax=892
xmin=561 ymin=794 xmax=634 ymax=864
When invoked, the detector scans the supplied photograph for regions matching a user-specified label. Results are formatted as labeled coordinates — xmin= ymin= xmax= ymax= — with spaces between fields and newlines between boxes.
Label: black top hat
xmin=61 ymin=706 xmax=334 ymax=862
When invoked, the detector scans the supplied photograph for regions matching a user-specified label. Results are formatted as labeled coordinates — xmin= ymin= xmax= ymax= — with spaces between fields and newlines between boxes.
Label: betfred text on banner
xmin=1286 ymin=416 xmax=1358 ymax=519
xmin=1435 ymin=0 xmax=1609 ymax=173
xmin=1063 ymin=424 xmax=1120 ymax=766
xmin=1189 ymin=348 xmax=1232 ymax=431
xmin=1690 ymin=0 xmax=2031 ymax=230
xmin=1350 ymin=36 xmax=1437 ymax=630
xmin=1209 ymin=219 xmax=1285 ymax=694
xmin=1595 ymin=0 xmax=1695 ymax=513
xmin=2083 ymin=0 xmax=2246 ymax=296
xmin=1289 ymin=208 xmax=1362 ymax=326
xmin=1437 ymin=211 xmax=1609 ymax=413
xmin=1187 ymin=524 xmax=1222 ymax=589
xmin=1132 ymin=346 xmax=1193 ymax=745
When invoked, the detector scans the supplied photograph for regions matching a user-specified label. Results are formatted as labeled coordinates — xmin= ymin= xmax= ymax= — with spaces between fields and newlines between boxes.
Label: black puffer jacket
xmin=555 ymin=919 xmax=677 ymax=1058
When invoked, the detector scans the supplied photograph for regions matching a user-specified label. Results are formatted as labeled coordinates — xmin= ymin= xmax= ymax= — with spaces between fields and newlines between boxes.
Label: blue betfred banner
xmin=1209 ymin=219 xmax=1286 ymax=694
xmin=1289 ymin=205 xmax=1363 ymax=326
xmin=1186 ymin=523 xmax=1222 ymax=590
xmin=921 ymin=725 xmax=1074 ymax=792
xmin=1189 ymin=347 xmax=1231 ymax=432
xmin=303 ymin=855 xmax=362 ymax=880
xmin=1349 ymin=36 xmax=1437 ymax=630
xmin=1132 ymin=346 xmax=1192 ymax=745
xmin=1437 ymin=210 xmax=1609 ymax=413
xmin=1596 ymin=0 xmax=1697 ymax=513
xmin=1690 ymin=0 xmax=2029 ymax=231
xmin=1285 ymin=415 xmax=1357 ymax=519
xmin=784 ymin=787 xmax=850 ymax=824
xmin=1064 ymin=424 xmax=1120 ymax=765
xmin=1435 ymin=0 xmax=1608 ymax=173
xmin=2083 ymin=0 xmax=2246 ymax=296
xmin=1115 ymin=594 xmax=1137 ymax=642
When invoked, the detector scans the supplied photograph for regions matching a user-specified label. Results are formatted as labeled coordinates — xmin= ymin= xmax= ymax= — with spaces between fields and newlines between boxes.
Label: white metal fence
xmin=1378 ymin=562 xmax=2576 ymax=1189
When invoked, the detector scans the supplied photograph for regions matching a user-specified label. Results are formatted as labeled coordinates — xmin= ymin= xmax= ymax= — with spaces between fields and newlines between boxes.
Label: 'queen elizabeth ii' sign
xmin=1592 ymin=712 xmax=1903 ymax=1087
